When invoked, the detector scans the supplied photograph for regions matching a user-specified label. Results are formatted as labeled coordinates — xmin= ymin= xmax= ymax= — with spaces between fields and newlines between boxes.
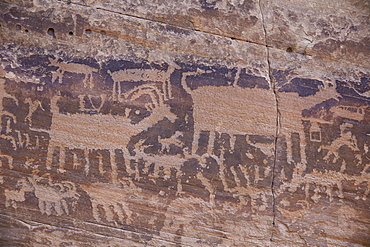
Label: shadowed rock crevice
xmin=46 ymin=0 xmax=315 ymax=54
xmin=258 ymin=0 xmax=281 ymax=241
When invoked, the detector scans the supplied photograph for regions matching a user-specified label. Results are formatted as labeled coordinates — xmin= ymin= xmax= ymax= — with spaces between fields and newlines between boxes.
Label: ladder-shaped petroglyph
xmin=109 ymin=67 xmax=174 ymax=103
xmin=280 ymin=167 xmax=370 ymax=207
xmin=0 ymin=81 xmax=16 ymax=174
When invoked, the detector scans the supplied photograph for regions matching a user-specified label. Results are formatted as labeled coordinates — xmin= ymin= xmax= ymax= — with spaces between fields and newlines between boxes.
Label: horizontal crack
xmin=59 ymin=0 xmax=267 ymax=47
xmin=59 ymin=0 xmax=319 ymax=57
xmin=0 ymin=212 xmax=190 ymax=245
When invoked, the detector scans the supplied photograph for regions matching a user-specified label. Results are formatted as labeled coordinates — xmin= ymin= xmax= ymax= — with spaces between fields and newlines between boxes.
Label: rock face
xmin=0 ymin=0 xmax=369 ymax=246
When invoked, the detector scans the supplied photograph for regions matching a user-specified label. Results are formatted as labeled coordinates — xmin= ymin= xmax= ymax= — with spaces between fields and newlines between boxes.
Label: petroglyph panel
xmin=0 ymin=0 xmax=369 ymax=246
xmin=0 ymin=48 xmax=276 ymax=245
xmin=271 ymin=61 xmax=370 ymax=245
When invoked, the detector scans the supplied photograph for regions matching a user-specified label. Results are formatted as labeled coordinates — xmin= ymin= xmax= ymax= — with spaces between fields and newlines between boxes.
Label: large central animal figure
xmin=45 ymin=67 xmax=176 ymax=181
xmin=180 ymin=68 xmax=276 ymax=155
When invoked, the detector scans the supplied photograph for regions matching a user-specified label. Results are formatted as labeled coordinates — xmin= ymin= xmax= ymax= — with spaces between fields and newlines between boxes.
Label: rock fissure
xmin=1 ymin=0 xmax=369 ymax=246
xmin=258 ymin=0 xmax=280 ymax=241
xmin=58 ymin=0 xmax=266 ymax=46
xmin=55 ymin=0 xmax=309 ymax=57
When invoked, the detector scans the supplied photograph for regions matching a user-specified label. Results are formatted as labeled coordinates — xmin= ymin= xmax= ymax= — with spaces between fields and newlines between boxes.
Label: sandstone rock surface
xmin=0 ymin=0 xmax=369 ymax=246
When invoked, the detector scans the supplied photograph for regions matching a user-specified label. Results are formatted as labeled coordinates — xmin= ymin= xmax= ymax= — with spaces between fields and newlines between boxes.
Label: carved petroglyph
xmin=320 ymin=123 xmax=361 ymax=166
xmin=5 ymin=176 xmax=80 ymax=215
xmin=0 ymin=82 xmax=17 ymax=149
xmin=24 ymin=98 xmax=45 ymax=125
xmin=0 ymin=155 xmax=12 ymax=184
xmin=49 ymin=58 xmax=98 ymax=88
xmin=280 ymin=80 xmax=340 ymax=166
xmin=1 ymin=53 xmax=369 ymax=247
xmin=109 ymin=67 xmax=174 ymax=102
xmin=80 ymin=183 xmax=134 ymax=224
xmin=45 ymin=74 xmax=177 ymax=179
xmin=1 ymin=116 xmax=48 ymax=153
xmin=278 ymin=79 xmax=370 ymax=205
xmin=78 ymin=94 xmax=107 ymax=113
xmin=281 ymin=167 xmax=370 ymax=205
xmin=160 ymin=131 xmax=184 ymax=154
xmin=80 ymin=181 xmax=170 ymax=235
xmin=181 ymin=68 xmax=276 ymax=154
xmin=3 ymin=70 xmax=42 ymax=86
xmin=4 ymin=178 xmax=33 ymax=208
xmin=176 ymin=132 xmax=274 ymax=211
xmin=345 ymin=81 xmax=370 ymax=99
xmin=30 ymin=178 xmax=80 ymax=216
xmin=332 ymin=105 xmax=366 ymax=122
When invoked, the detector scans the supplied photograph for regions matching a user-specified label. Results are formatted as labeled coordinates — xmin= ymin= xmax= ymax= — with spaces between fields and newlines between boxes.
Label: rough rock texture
xmin=0 ymin=0 xmax=369 ymax=246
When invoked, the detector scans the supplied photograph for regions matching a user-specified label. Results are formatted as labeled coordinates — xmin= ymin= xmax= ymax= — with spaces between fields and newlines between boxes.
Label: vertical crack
xmin=258 ymin=0 xmax=280 ymax=242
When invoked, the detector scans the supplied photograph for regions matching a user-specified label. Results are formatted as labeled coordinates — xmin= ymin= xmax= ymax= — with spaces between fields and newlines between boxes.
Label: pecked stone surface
xmin=0 ymin=0 xmax=369 ymax=246
xmin=1 ymin=0 xmax=266 ymax=44
xmin=260 ymin=0 xmax=370 ymax=67
xmin=269 ymin=47 xmax=370 ymax=246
